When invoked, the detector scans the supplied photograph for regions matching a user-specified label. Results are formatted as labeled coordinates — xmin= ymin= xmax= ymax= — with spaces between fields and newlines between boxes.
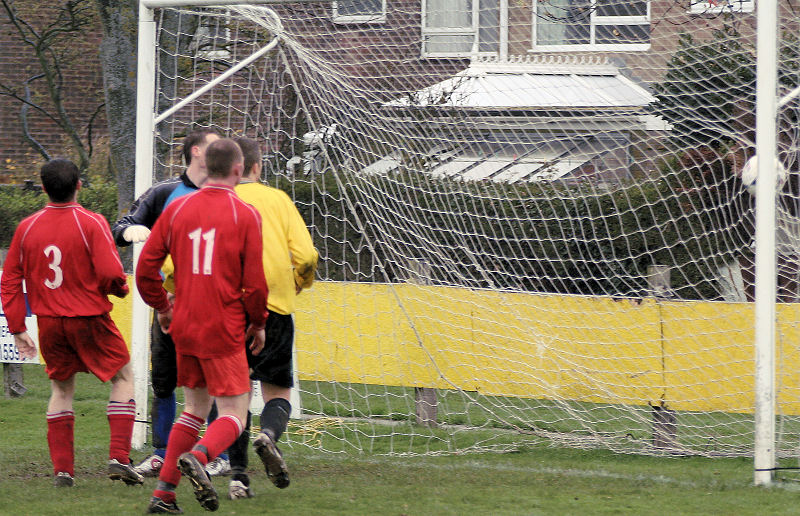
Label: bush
xmin=78 ymin=172 xmax=119 ymax=227
xmin=0 ymin=173 xmax=119 ymax=250
xmin=274 ymin=160 xmax=750 ymax=301
xmin=0 ymin=186 xmax=47 ymax=249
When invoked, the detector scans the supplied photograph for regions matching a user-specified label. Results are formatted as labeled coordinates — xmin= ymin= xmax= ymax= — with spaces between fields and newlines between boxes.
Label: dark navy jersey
xmin=111 ymin=172 xmax=198 ymax=247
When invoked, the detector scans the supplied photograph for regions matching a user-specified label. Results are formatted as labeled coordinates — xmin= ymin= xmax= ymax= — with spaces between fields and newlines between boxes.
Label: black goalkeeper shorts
xmin=247 ymin=310 xmax=294 ymax=388
xmin=150 ymin=317 xmax=177 ymax=399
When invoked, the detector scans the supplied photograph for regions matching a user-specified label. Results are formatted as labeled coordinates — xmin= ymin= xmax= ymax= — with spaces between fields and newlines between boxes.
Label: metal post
xmin=753 ymin=0 xmax=779 ymax=487
xmin=3 ymin=363 xmax=26 ymax=397
xmin=131 ymin=1 xmax=158 ymax=449
xmin=415 ymin=387 xmax=438 ymax=427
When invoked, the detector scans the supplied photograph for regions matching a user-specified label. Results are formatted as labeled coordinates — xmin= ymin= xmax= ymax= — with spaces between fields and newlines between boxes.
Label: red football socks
xmin=47 ymin=410 xmax=75 ymax=476
xmin=192 ymin=414 xmax=242 ymax=464
xmin=158 ymin=412 xmax=204 ymax=485
xmin=107 ymin=400 xmax=136 ymax=463
xmin=153 ymin=489 xmax=177 ymax=503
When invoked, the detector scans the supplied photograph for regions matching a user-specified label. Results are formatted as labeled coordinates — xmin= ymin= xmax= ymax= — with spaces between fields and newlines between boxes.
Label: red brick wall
xmin=0 ymin=1 xmax=106 ymax=183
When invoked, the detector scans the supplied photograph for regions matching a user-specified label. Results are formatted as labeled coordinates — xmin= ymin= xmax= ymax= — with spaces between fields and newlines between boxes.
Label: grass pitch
xmin=1 ymin=364 xmax=800 ymax=515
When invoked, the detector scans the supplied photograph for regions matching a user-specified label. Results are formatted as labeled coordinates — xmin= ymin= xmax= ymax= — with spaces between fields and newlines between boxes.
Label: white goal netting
xmin=143 ymin=2 xmax=800 ymax=459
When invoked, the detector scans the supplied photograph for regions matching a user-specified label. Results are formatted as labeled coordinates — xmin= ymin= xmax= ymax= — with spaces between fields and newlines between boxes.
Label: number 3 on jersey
xmin=43 ymin=244 xmax=64 ymax=289
xmin=189 ymin=227 xmax=216 ymax=275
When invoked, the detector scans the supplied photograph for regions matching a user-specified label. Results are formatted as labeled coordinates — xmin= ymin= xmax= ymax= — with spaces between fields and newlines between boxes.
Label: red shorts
xmin=176 ymin=347 xmax=251 ymax=397
xmin=37 ymin=314 xmax=130 ymax=382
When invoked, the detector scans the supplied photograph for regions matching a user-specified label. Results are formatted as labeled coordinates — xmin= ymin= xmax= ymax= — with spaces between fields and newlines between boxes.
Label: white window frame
xmin=531 ymin=0 xmax=651 ymax=53
xmin=688 ymin=0 xmax=754 ymax=14
xmin=333 ymin=0 xmax=387 ymax=24
xmin=422 ymin=0 xmax=499 ymax=58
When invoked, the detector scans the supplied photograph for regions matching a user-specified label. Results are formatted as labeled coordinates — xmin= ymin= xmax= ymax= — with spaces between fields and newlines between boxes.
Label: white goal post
xmin=752 ymin=0 xmax=779 ymax=487
xmin=130 ymin=0 xmax=797 ymax=487
xmin=132 ymin=0 xmax=300 ymax=448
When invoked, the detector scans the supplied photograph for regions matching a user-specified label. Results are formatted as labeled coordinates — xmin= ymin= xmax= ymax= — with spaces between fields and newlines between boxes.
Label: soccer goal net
xmin=135 ymin=1 xmax=800 ymax=462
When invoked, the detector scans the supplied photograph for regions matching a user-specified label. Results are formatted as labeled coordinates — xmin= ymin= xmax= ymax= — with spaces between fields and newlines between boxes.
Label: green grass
xmin=3 ymin=365 xmax=800 ymax=515
xmin=299 ymin=380 xmax=800 ymax=456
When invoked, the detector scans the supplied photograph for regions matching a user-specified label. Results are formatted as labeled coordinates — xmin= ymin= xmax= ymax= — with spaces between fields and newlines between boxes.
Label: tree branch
xmin=0 ymin=77 xmax=62 ymax=125
xmin=1 ymin=0 xmax=38 ymax=48
xmin=20 ymin=75 xmax=51 ymax=161
xmin=3 ymin=0 xmax=95 ymax=172
xmin=86 ymin=102 xmax=106 ymax=159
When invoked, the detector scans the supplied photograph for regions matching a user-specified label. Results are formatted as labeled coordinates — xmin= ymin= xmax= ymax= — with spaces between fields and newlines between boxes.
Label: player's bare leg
xmin=48 ymin=376 xmax=76 ymax=486
xmin=49 ymin=376 xmax=76 ymax=413
xmin=253 ymin=383 xmax=291 ymax=489
xmin=109 ymin=362 xmax=135 ymax=402
xmin=107 ymin=363 xmax=143 ymax=485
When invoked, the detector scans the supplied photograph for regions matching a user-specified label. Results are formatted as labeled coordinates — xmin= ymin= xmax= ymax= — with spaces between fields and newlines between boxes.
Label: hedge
xmin=269 ymin=149 xmax=752 ymax=301
xmin=0 ymin=174 xmax=119 ymax=249
xmin=2 ymin=156 xmax=750 ymax=303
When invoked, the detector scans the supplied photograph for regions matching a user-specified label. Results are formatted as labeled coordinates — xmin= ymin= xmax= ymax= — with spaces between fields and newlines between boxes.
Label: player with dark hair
xmin=112 ymin=129 xmax=220 ymax=245
xmin=225 ymin=137 xmax=318 ymax=499
xmin=1 ymin=158 xmax=143 ymax=488
xmin=111 ymin=129 xmax=233 ymax=477
xmin=137 ymin=139 xmax=268 ymax=514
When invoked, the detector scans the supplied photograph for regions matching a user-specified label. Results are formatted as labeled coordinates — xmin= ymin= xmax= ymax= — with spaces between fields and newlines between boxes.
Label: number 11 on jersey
xmin=189 ymin=227 xmax=216 ymax=275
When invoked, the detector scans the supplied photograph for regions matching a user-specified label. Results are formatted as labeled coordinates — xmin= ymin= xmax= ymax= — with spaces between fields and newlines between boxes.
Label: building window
xmin=532 ymin=0 xmax=650 ymax=52
xmin=422 ymin=0 xmax=499 ymax=58
xmin=334 ymin=0 xmax=387 ymax=23
xmin=193 ymin=9 xmax=232 ymax=60
xmin=688 ymin=0 xmax=753 ymax=14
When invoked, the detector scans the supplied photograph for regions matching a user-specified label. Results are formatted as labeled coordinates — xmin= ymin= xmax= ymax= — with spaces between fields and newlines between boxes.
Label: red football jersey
xmin=136 ymin=184 xmax=268 ymax=358
xmin=1 ymin=202 xmax=129 ymax=334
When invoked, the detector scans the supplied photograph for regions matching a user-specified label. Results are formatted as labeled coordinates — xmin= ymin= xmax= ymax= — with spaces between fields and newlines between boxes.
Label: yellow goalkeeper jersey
xmin=234 ymin=181 xmax=318 ymax=315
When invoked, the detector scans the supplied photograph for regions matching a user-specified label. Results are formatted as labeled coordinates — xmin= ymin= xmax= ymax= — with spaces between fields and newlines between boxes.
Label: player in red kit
xmin=137 ymin=139 xmax=268 ymax=514
xmin=0 ymin=158 xmax=142 ymax=488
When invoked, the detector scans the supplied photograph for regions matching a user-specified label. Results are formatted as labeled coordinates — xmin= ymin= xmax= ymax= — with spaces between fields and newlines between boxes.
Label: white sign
xmin=0 ymin=271 xmax=40 ymax=364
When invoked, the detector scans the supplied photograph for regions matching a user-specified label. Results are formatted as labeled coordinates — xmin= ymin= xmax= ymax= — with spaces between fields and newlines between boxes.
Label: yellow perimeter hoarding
xmin=103 ymin=280 xmax=800 ymax=415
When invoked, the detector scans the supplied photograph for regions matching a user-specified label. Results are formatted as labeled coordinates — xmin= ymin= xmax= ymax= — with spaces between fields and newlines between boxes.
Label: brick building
xmin=0 ymin=0 xmax=780 ymax=184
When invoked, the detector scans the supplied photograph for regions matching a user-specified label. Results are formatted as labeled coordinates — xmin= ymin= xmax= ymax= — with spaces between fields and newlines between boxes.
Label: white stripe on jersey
xmin=71 ymin=209 xmax=91 ymax=250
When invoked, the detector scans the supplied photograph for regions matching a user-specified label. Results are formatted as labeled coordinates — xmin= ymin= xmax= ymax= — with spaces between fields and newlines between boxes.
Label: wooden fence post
xmin=4 ymin=363 xmax=27 ymax=398
xmin=414 ymin=387 xmax=438 ymax=427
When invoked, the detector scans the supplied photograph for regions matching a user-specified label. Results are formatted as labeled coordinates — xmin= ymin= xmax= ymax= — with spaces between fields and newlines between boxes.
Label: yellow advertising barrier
xmin=106 ymin=279 xmax=800 ymax=415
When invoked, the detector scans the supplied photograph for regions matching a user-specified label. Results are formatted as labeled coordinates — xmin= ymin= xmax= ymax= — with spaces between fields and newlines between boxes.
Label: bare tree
xmin=0 ymin=0 xmax=102 ymax=174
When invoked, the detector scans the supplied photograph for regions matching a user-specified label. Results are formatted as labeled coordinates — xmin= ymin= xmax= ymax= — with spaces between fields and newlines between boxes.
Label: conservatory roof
xmin=385 ymin=56 xmax=658 ymax=111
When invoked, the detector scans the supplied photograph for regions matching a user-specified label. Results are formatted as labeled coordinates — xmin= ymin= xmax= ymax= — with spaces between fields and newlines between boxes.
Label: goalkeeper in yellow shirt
xmin=226 ymin=137 xmax=318 ymax=499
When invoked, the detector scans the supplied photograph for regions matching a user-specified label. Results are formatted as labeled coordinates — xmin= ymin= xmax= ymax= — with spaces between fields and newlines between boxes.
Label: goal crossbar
xmin=154 ymin=33 xmax=281 ymax=124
